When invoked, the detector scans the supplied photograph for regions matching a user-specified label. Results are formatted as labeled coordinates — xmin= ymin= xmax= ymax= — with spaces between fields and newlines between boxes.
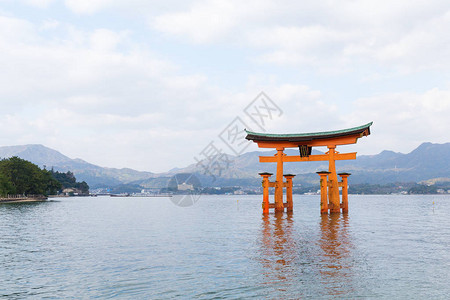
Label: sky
xmin=0 ymin=0 xmax=449 ymax=173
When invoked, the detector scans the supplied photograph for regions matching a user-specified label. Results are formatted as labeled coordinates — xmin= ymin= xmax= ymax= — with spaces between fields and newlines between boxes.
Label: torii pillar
xmin=317 ymin=171 xmax=330 ymax=214
xmin=275 ymin=148 xmax=285 ymax=212
xmin=327 ymin=146 xmax=340 ymax=213
xmin=284 ymin=174 xmax=295 ymax=212
xmin=338 ymin=172 xmax=351 ymax=213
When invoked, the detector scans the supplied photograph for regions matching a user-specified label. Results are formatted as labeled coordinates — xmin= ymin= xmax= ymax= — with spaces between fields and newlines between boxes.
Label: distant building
xmin=62 ymin=188 xmax=79 ymax=196
xmin=178 ymin=183 xmax=194 ymax=191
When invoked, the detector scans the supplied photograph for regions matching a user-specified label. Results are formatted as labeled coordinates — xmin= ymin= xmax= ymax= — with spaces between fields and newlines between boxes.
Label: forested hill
xmin=0 ymin=157 xmax=88 ymax=196
xmin=0 ymin=156 xmax=60 ymax=196
xmin=0 ymin=144 xmax=155 ymax=187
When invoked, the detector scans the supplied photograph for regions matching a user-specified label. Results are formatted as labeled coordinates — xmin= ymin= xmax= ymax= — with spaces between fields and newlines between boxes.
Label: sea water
xmin=1 ymin=195 xmax=449 ymax=298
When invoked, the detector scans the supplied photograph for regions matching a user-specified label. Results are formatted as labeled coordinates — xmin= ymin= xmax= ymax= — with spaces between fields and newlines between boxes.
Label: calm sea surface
xmin=1 ymin=194 xmax=450 ymax=299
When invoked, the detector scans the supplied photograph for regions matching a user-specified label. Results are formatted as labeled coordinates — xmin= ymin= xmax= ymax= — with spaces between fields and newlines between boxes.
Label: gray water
xmin=1 ymin=195 xmax=450 ymax=299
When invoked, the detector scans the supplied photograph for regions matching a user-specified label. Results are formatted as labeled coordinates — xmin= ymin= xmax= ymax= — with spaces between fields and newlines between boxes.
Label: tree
xmin=0 ymin=173 xmax=13 ymax=196
xmin=50 ymin=170 xmax=89 ymax=195
xmin=0 ymin=157 xmax=91 ymax=197
xmin=0 ymin=156 xmax=61 ymax=196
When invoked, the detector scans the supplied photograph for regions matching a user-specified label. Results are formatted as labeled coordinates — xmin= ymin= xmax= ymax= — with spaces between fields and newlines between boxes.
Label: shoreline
xmin=0 ymin=196 xmax=48 ymax=204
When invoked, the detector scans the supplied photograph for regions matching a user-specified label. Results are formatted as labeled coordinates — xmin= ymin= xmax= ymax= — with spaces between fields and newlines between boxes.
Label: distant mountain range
xmin=0 ymin=144 xmax=155 ymax=187
xmin=0 ymin=142 xmax=449 ymax=188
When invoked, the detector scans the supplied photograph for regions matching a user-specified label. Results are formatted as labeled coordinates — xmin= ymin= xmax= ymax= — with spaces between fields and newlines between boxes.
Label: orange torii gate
xmin=245 ymin=122 xmax=372 ymax=214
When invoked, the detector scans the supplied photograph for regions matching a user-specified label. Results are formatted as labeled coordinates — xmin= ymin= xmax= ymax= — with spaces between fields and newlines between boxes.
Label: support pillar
xmin=284 ymin=174 xmax=295 ymax=212
xmin=275 ymin=148 xmax=285 ymax=213
xmin=259 ymin=172 xmax=273 ymax=214
xmin=327 ymin=146 xmax=340 ymax=213
xmin=317 ymin=171 xmax=330 ymax=214
xmin=338 ymin=173 xmax=351 ymax=213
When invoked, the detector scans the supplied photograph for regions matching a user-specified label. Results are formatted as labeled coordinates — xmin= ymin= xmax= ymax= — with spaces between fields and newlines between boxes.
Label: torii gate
xmin=245 ymin=122 xmax=372 ymax=214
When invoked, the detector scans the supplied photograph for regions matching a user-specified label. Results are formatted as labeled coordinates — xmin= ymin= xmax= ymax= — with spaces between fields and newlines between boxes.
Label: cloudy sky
xmin=0 ymin=0 xmax=449 ymax=172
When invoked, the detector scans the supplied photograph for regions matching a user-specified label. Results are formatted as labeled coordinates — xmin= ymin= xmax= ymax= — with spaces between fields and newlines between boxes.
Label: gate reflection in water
xmin=318 ymin=213 xmax=353 ymax=296
xmin=258 ymin=211 xmax=356 ymax=297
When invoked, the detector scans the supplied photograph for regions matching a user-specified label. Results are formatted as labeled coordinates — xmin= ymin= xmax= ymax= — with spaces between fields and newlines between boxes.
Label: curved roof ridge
xmin=245 ymin=122 xmax=372 ymax=142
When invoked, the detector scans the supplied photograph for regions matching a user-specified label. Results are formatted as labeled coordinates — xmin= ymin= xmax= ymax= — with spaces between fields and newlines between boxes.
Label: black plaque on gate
xmin=298 ymin=145 xmax=312 ymax=157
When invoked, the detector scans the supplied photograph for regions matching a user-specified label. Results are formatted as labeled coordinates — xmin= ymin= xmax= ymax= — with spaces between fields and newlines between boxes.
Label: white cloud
xmin=0 ymin=12 xmax=279 ymax=171
xmin=149 ymin=0 xmax=450 ymax=74
xmin=0 ymin=15 xmax=191 ymax=115
xmin=374 ymin=11 xmax=450 ymax=72
xmin=254 ymin=8 xmax=450 ymax=73
xmin=89 ymin=28 xmax=126 ymax=52
xmin=24 ymin=0 xmax=55 ymax=8
xmin=39 ymin=19 xmax=60 ymax=30
xmin=14 ymin=0 xmax=450 ymax=73
xmin=262 ymin=84 xmax=340 ymax=133
xmin=0 ymin=15 xmax=36 ymax=43
xmin=346 ymin=88 xmax=450 ymax=154
xmin=5 ymin=106 xmax=223 ymax=171
xmin=250 ymin=25 xmax=358 ymax=72
xmin=153 ymin=0 xmax=239 ymax=43
xmin=64 ymin=0 xmax=113 ymax=14
xmin=152 ymin=0 xmax=273 ymax=43
xmin=62 ymin=0 xmax=188 ymax=15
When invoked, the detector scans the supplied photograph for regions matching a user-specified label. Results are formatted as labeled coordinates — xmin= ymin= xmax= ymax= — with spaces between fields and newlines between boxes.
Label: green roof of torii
xmin=245 ymin=122 xmax=372 ymax=142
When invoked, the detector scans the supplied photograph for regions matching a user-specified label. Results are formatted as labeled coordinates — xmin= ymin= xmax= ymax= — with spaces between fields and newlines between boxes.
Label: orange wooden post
xmin=317 ymin=171 xmax=330 ymax=214
xmin=338 ymin=173 xmax=350 ymax=213
xmin=259 ymin=172 xmax=273 ymax=214
xmin=327 ymin=146 xmax=340 ymax=213
xmin=275 ymin=148 xmax=285 ymax=213
xmin=284 ymin=174 xmax=295 ymax=212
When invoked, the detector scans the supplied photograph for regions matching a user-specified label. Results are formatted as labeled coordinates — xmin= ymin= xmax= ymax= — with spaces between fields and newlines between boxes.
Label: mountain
xmin=0 ymin=144 xmax=155 ymax=187
xmin=0 ymin=142 xmax=449 ymax=188
xmin=144 ymin=142 xmax=450 ymax=187
xmin=337 ymin=142 xmax=450 ymax=183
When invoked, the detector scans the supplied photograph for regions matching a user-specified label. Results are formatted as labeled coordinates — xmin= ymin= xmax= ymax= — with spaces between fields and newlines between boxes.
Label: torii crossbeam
xmin=245 ymin=122 xmax=372 ymax=214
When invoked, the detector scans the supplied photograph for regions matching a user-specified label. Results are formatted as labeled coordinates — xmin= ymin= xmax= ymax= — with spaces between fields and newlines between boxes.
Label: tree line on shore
xmin=0 ymin=156 xmax=89 ymax=197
